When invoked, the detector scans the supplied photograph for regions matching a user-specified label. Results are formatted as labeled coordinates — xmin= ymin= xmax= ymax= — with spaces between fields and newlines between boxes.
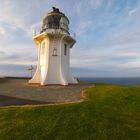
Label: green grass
xmin=0 ymin=84 xmax=140 ymax=140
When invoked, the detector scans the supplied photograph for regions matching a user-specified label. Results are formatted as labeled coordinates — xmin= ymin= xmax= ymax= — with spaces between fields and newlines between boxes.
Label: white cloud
xmin=89 ymin=0 xmax=103 ymax=9
xmin=118 ymin=61 xmax=140 ymax=70
xmin=0 ymin=0 xmax=140 ymax=77
xmin=76 ymin=20 xmax=93 ymax=36
xmin=116 ymin=52 xmax=139 ymax=57
xmin=128 ymin=8 xmax=137 ymax=16
xmin=0 ymin=50 xmax=37 ymax=65
xmin=0 ymin=1 xmax=26 ymax=31
xmin=0 ymin=27 xmax=6 ymax=37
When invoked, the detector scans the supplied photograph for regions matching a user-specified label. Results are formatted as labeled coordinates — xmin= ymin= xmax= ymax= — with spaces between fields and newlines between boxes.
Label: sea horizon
xmin=1 ymin=64 xmax=140 ymax=86
xmin=79 ymin=77 xmax=140 ymax=86
xmin=1 ymin=76 xmax=140 ymax=86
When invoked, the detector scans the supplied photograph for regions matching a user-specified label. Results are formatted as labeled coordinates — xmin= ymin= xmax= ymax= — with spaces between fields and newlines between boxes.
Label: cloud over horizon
xmin=0 ymin=0 xmax=140 ymax=77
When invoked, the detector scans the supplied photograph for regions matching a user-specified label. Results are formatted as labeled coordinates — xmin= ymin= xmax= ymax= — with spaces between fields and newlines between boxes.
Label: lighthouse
xmin=29 ymin=7 xmax=78 ymax=85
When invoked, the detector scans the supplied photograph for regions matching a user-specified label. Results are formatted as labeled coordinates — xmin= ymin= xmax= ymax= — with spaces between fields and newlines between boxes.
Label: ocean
xmin=79 ymin=77 xmax=140 ymax=86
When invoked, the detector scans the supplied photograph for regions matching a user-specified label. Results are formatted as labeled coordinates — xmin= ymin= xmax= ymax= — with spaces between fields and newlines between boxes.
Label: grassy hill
xmin=0 ymin=84 xmax=140 ymax=140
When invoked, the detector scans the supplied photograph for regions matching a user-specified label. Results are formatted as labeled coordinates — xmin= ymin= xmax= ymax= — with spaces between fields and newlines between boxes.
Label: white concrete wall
xmin=28 ymin=47 xmax=41 ymax=84
xmin=44 ymin=36 xmax=62 ymax=84
xmin=61 ymin=39 xmax=78 ymax=84
xmin=29 ymin=33 xmax=78 ymax=85
xmin=40 ymin=38 xmax=49 ymax=85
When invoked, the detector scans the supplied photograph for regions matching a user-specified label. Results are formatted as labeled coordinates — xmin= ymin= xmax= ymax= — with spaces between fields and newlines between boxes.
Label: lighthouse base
xmin=28 ymin=67 xmax=78 ymax=86
xmin=28 ymin=75 xmax=78 ymax=86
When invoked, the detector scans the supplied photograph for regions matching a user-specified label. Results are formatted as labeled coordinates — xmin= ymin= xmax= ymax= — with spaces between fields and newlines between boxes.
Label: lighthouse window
xmin=64 ymin=44 xmax=67 ymax=56
xmin=41 ymin=43 xmax=45 ymax=54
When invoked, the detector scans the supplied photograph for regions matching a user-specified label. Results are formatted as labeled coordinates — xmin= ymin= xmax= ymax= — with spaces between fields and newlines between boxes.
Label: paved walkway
xmin=0 ymin=78 xmax=92 ymax=107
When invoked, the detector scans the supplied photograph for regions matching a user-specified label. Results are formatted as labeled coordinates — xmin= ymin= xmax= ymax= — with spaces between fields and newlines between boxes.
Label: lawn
xmin=0 ymin=84 xmax=139 ymax=140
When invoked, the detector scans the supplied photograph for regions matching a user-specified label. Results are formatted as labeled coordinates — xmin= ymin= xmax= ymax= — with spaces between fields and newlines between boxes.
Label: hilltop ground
xmin=0 ymin=78 xmax=91 ymax=107
xmin=0 ymin=78 xmax=139 ymax=140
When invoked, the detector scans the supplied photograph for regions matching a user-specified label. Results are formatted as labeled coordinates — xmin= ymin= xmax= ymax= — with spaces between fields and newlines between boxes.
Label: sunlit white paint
xmin=28 ymin=30 xmax=78 ymax=85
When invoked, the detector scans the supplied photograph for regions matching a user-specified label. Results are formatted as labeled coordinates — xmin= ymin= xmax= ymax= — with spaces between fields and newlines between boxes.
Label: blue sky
xmin=0 ymin=0 xmax=140 ymax=77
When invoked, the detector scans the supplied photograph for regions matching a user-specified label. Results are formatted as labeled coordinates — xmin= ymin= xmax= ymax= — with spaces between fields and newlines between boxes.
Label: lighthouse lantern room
xmin=29 ymin=7 xmax=78 ymax=85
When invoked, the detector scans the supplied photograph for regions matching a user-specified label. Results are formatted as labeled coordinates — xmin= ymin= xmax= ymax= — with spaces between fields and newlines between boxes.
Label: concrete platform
xmin=0 ymin=78 xmax=92 ymax=107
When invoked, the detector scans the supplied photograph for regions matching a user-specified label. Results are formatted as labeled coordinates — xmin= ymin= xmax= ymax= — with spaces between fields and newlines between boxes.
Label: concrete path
xmin=0 ymin=78 xmax=92 ymax=107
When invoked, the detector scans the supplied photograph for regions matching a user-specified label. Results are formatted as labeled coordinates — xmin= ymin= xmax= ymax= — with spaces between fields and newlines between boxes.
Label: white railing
xmin=33 ymin=26 xmax=42 ymax=36
xmin=33 ymin=27 xmax=76 ymax=40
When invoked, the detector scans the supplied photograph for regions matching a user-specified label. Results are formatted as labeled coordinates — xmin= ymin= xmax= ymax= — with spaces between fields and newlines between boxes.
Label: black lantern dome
xmin=41 ymin=7 xmax=69 ymax=33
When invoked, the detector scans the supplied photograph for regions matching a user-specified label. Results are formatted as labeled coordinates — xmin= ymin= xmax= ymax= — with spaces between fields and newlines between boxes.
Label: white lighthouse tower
xmin=29 ymin=7 xmax=78 ymax=85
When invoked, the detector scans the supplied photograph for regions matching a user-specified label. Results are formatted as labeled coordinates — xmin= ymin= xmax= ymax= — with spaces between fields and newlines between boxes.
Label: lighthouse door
xmin=40 ymin=42 xmax=46 ymax=80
